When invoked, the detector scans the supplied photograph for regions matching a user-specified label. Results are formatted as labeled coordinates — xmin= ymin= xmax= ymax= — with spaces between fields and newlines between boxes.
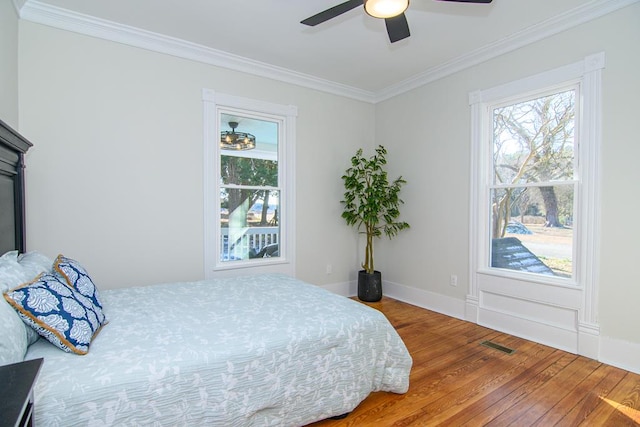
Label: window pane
xmin=490 ymin=185 xmax=573 ymax=278
xmin=220 ymin=114 xmax=278 ymax=186
xmin=220 ymin=190 xmax=279 ymax=262
xmin=221 ymin=155 xmax=278 ymax=186
xmin=493 ymin=90 xmax=575 ymax=185
xmin=218 ymin=113 xmax=280 ymax=263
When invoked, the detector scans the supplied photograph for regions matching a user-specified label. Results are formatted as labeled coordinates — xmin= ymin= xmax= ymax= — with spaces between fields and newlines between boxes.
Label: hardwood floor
xmin=308 ymin=297 xmax=640 ymax=426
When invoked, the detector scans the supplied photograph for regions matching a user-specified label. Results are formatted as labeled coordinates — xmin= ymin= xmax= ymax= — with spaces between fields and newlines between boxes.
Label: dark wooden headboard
xmin=0 ymin=119 xmax=32 ymax=254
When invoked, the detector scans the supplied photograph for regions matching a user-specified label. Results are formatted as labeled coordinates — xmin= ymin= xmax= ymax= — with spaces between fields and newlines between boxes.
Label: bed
xmin=0 ymin=119 xmax=412 ymax=426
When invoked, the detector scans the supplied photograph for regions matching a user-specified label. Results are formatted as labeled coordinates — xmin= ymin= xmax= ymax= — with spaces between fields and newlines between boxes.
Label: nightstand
xmin=0 ymin=358 xmax=43 ymax=427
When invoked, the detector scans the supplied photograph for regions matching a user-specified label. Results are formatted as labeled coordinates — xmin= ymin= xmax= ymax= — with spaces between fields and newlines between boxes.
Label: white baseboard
xmin=318 ymin=280 xmax=355 ymax=297
xmin=578 ymin=322 xmax=600 ymax=360
xmin=599 ymin=336 xmax=640 ymax=375
xmin=383 ymin=280 xmax=466 ymax=320
xmin=320 ymin=279 xmax=640 ymax=375
xmin=318 ymin=279 xmax=465 ymax=320
xmin=477 ymin=307 xmax=578 ymax=353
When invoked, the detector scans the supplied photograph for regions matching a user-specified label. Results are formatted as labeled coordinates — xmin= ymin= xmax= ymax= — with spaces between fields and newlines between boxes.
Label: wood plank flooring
xmin=307 ymin=297 xmax=640 ymax=426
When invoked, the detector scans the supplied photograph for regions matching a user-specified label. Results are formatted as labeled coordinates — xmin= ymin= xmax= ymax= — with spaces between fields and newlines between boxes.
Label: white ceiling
xmin=16 ymin=0 xmax=633 ymax=101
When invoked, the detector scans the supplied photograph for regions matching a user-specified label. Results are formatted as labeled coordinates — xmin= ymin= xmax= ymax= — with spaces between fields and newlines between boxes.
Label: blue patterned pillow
xmin=54 ymin=255 xmax=105 ymax=314
xmin=3 ymin=273 xmax=107 ymax=355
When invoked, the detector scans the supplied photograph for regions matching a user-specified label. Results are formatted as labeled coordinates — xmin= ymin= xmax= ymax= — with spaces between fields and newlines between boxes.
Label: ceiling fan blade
xmin=301 ymin=0 xmax=363 ymax=26
xmin=385 ymin=13 xmax=410 ymax=43
xmin=436 ymin=0 xmax=492 ymax=3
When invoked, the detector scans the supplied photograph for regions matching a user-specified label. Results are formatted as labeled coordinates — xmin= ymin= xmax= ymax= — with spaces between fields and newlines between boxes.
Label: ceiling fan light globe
xmin=364 ymin=0 xmax=409 ymax=19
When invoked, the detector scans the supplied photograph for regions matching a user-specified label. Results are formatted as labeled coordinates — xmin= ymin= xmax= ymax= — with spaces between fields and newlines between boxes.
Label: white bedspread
xmin=25 ymin=274 xmax=411 ymax=426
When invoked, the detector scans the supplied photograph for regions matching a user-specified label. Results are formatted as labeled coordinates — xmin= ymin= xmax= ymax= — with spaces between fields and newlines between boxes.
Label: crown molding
xmin=374 ymin=0 xmax=639 ymax=102
xmin=12 ymin=0 xmax=26 ymax=15
xmin=19 ymin=0 xmax=638 ymax=104
xmin=18 ymin=1 xmax=377 ymax=103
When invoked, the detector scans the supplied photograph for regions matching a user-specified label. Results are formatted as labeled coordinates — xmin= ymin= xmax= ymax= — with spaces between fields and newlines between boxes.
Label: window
xmin=219 ymin=113 xmax=280 ymax=263
xmin=203 ymin=90 xmax=297 ymax=276
xmin=467 ymin=53 xmax=603 ymax=357
xmin=489 ymin=88 xmax=577 ymax=279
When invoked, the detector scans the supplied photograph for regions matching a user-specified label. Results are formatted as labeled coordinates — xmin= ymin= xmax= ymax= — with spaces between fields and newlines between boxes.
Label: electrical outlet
xmin=326 ymin=264 xmax=332 ymax=275
xmin=450 ymin=274 xmax=458 ymax=287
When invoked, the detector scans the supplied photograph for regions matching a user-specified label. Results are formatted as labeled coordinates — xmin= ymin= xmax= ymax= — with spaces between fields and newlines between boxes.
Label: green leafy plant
xmin=341 ymin=145 xmax=410 ymax=274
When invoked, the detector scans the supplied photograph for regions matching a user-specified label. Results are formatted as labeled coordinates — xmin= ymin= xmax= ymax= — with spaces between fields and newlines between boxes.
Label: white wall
xmin=14 ymin=1 xmax=640 ymax=370
xmin=18 ymin=21 xmax=374 ymax=289
xmin=0 ymin=0 xmax=19 ymax=127
xmin=376 ymin=3 xmax=640 ymax=350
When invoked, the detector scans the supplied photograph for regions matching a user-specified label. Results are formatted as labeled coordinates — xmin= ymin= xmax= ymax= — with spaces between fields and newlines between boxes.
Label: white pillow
xmin=17 ymin=251 xmax=54 ymax=279
xmin=0 ymin=252 xmax=46 ymax=349
xmin=0 ymin=297 xmax=31 ymax=366
xmin=1 ymin=250 xmax=19 ymax=262
xmin=0 ymin=254 xmax=30 ymax=293
xmin=0 ymin=255 xmax=33 ymax=365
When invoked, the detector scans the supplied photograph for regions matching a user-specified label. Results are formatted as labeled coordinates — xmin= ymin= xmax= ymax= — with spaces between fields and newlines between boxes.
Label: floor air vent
xmin=480 ymin=340 xmax=516 ymax=355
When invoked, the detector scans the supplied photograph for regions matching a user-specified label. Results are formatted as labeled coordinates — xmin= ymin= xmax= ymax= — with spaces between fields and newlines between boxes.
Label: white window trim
xmin=467 ymin=52 xmax=604 ymax=357
xmin=202 ymin=89 xmax=298 ymax=278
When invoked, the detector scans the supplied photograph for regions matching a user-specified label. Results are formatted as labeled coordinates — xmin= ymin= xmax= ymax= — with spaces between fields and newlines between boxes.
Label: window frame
xmin=467 ymin=53 xmax=604 ymax=357
xmin=202 ymin=90 xmax=297 ymax=277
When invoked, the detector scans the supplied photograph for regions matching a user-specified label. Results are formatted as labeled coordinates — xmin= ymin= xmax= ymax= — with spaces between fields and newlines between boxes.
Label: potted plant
xmin=341 ymin=145 xmax=410 ymax=302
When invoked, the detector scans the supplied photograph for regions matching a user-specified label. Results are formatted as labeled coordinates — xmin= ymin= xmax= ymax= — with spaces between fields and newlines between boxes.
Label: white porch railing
xmin=221 ymin=226 xmax=279 ymax=260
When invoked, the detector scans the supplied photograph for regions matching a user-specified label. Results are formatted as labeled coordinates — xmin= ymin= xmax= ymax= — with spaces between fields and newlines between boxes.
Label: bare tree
xmin=492 ymin=90 xmax=574 ymax=236
xmin=516 ymin=188 xmax=530 ymax=223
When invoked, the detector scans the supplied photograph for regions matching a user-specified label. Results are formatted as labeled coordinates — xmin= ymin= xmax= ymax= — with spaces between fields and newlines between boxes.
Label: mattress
xmin=25 ymin=274 xmax=412 ymax=426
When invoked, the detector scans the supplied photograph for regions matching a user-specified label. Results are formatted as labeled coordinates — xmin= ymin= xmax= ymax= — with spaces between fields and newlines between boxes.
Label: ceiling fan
xmin=301 ymin=0 xmax=493 ymax=43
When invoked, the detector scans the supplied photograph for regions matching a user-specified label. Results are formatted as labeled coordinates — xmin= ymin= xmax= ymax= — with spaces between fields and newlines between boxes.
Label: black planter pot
xmin=358 ymin=270 xmax=383 ymax=302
